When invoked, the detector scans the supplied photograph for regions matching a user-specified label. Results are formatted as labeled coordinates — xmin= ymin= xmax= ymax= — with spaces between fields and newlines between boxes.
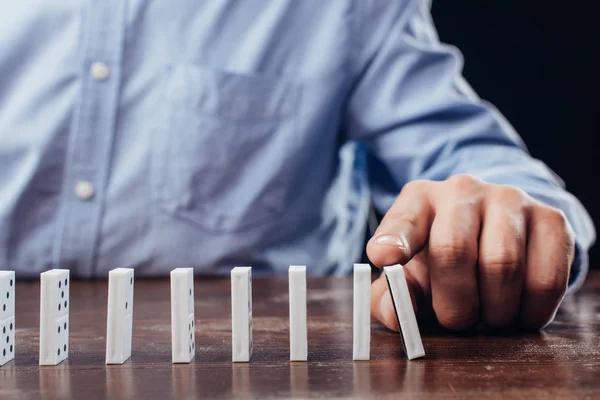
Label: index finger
xmin=367 ymin=181 xmax=435 ymax=268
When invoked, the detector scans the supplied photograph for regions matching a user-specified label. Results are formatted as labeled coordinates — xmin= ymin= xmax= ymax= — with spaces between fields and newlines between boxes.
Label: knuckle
xmin=529 ymin=274 xmax=567 ymax=299
xmin=401 ymin=180 xmax=431 ymax=195
xmin=447 ymin=174 xmax=481 ymax=193
xmin=480 ymin=250 xmax=521 ymax=281
xmin=437 ymin=306 xmax=478 ymax=331
xmin=532 ymin=205 xmax=576 ymax=259
xmin=490 ymin=185 xmax=528 ymax=207
xmin=536 ymin=205 xmax=569 ymax=227
xmin=430 ymin=238 xmax=477 ymax=271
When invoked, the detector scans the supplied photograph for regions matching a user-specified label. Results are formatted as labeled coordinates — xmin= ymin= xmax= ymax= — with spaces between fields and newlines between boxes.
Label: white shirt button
xmin=75 ymin=181 xmax=95 ymax=200
xmin=90 ymin=62 xmax=110 ymax=81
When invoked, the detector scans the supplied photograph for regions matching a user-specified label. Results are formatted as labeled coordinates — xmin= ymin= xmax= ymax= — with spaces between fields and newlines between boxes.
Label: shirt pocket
xmin=151 ymin=64 xmax=300 ymax=232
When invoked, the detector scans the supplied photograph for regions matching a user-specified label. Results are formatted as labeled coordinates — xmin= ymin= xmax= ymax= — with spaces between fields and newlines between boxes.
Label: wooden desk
xmin=1 ymin=271 xmax=599 ymax=399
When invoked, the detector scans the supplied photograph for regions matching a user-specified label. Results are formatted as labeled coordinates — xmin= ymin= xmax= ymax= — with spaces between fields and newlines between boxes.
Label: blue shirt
xmin=0 ymin=1 xmax=595 ymax=286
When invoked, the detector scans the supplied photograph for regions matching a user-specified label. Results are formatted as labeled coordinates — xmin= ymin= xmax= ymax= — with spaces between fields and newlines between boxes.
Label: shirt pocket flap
xmin=166 ymin=64 xmax=299 ymax=122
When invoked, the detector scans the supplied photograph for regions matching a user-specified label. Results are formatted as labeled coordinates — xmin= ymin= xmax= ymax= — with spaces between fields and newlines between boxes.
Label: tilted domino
xmin=353 ymin=263 xmax=371 ymax=361
xmin=384 ymin=264 xmax=425 ymax=360
xmin=171 ymin=268 xmax=196 ymax=363
xmin=0 ymin=271 xmax=15 ymax=366
xmin=106 ymin=268 xmax=134 ymax=364
xmin=231 ymin=267 xmax=252 ymax=362
xmin=39 ymin=269 xmax=70 ymax=366
xmin=289 ymin=265 xmax=307 ymax=361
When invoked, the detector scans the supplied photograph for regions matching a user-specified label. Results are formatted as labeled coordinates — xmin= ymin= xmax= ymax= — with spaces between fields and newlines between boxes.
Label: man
xmin=0 ymin=1 xmax=595 ymax=333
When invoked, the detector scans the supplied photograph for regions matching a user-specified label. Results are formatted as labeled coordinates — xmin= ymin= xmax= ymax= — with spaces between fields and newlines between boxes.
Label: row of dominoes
xmin=0 ymin=263 xmax=424 ymax=367
xmin=231 ymin=264 xmax=425 ymax=362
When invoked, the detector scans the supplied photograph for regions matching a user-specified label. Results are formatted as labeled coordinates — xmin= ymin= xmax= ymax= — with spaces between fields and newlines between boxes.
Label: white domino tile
xmin=0 ymin=271 xmax=15 ymax=366
xmin=106 ymin=268 xmax=134 ymax=364
xmin=289 ymin=265 xmax=307 ymax=361
xmin=171 ymin=268 xmax=195 ymax=363
xmin=231 ymin=267 xmax=252 ymax=362
xmin=39 ymin=269 xmax=70 ymax=366
xmin=384 ymin=264 xmax=425 ymax=360
xmin=353 ymin=263 xmax=371 ymax=361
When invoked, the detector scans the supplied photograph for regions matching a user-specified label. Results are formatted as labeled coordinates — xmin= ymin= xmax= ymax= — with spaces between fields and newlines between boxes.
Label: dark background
xmin=431 ymin=2 xmax=599 ymax=268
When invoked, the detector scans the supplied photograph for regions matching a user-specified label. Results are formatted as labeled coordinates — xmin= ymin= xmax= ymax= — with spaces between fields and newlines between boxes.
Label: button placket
xmin=53 ymin=0 xmax=126 ymax=277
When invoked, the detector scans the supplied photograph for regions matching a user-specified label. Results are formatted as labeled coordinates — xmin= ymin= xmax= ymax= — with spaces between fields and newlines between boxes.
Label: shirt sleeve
xmin=346 ymin=1 xmax=596 ymax=292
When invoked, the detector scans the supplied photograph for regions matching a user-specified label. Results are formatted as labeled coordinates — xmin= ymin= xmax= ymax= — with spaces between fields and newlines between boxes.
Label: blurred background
xmin=432 ymin=1 xmax=598 ymax=268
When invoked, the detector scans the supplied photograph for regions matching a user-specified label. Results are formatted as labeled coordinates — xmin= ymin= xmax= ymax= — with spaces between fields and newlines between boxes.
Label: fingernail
xmin=379 ymin=290 xmax=399 ymax=331
xmin=373 ymin=234 xmax=409 ymax=250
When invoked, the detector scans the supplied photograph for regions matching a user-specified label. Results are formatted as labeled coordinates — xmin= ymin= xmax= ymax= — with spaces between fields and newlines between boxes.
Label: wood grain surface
xmin=1 ymin=271 xmax=599 ymax=399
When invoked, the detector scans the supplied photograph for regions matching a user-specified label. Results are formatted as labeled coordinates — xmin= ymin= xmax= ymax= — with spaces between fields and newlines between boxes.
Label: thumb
xmin=366 ymin=185 xmax=434 ymax=268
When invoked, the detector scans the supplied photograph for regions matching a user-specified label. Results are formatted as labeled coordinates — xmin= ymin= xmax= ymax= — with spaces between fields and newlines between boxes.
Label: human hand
xmin=367 ymin=174 xmax=575 ymax=332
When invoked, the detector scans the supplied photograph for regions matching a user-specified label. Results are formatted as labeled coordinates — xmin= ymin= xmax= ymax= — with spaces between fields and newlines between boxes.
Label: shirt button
xmin=90 ymin=62 xmax=110 ymax=81
xmin=75 ymin=181 xmax=95 ymax=200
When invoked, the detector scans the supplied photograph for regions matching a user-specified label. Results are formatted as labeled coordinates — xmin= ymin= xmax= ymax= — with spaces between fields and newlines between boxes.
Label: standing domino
xmin=231 ymin=267 xmax=252 ymax=362
xmin=106 ymin=268 xmax=134 ymax=364
xmin=384 ymin=264 xmax=425 ymax=360
xmin=171 ymin=268 xmax=195 ymax=363
xmin=39 ymin=269 xmax=70 ymax=366
xmin=0 ymin=271 xmax=15 ymax=366
xmin=353 ymin=263 xmax=371 ymax=361
xmin=289 ymin=265 xmax=307 ymax=361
